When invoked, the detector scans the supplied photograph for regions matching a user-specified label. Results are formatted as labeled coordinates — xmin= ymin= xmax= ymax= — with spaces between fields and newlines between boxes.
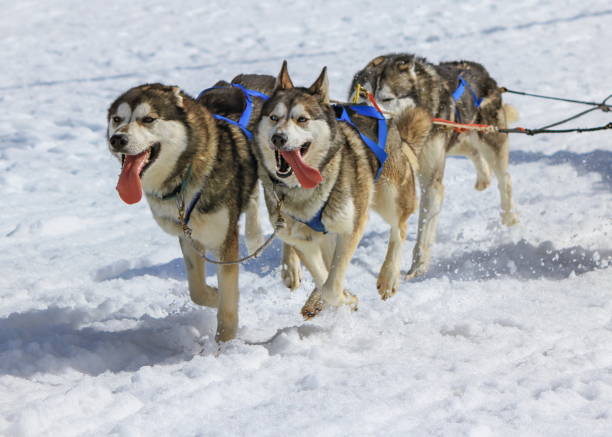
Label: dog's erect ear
xmin=369 ymin=56 xmax=385 ymax=67
xmin=275 ymin=60 xmax=294 ymax=90
xmin=307 ymin=66 xmax=329 ymax=104
xmin=171 ymin=86 xmax=185 ymax=108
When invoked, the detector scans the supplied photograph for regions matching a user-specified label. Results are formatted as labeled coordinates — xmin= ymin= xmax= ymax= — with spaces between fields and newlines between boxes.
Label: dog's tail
xmin=502 ymin=104 xmax=519 ymax=125
xmin=394 ymin=107 xmax=432 ymax=163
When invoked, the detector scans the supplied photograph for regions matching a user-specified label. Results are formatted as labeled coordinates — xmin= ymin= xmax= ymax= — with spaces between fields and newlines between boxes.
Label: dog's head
xmin=107 ymin=84 xmax=189 ymax=204
xmin=255 ymin=61 xmax=336 ymax=189
xmin=374 ymin=54 xmax=432 ymax=115
xmin=347 ymin=54 xmax=389 ymax=104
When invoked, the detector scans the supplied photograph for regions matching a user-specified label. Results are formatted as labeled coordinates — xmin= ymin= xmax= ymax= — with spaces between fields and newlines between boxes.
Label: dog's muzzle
xmin=109 ymin=134 xmax=129 ymax=152
xmin=271 ymin=133 xmax=287 ymax=149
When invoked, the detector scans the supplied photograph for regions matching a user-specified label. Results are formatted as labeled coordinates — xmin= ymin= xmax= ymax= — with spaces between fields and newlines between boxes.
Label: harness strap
xmin=197 ymin=83 xmax=269 ymax=141
xmin=179 ymin=84 xmax=270 ymax=224
xmin=291 ymin=200 xmax=328 ymax=234
xmin=292 ymin=104 xmax=388 ymax=234
xmin=335 ymin=104 xmax=388 ymax=180
xmin=452 ymin=75 xmax=482 ymax=123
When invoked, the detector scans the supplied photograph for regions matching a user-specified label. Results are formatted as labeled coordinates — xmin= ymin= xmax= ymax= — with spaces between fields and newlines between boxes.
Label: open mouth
xmin=116 ymin=142 xmax=161 ymax=205
xmin=274 ymin=142 xmax=310 ymax=179
xmin=121 ymin=142 xmax=161 ymax=177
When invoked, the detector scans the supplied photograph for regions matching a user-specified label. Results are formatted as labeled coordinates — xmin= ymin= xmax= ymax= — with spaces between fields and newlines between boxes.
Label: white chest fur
xmin=146 ymin=194 xmax=229 ymax=250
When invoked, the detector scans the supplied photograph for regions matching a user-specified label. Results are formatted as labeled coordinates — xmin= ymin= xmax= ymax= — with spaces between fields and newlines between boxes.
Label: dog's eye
xmin=269 ymin=114 xmax=279 ymax=122
xmin=296 ymin=116 xmax=308 ymax=123
xmin=142 ymin=116 xmax=156 ymax=123
xmin=112 ymin=116 xmax=122 ymax=123
xmin=381 ymin=98 xmax=394 ymax=103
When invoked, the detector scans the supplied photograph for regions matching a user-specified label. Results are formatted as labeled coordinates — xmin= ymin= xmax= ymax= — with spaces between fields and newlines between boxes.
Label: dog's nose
xmin=109 ymin=134 xmax=129 ymax=151
xmin=271 ymin=133 xmax=287 ymax=148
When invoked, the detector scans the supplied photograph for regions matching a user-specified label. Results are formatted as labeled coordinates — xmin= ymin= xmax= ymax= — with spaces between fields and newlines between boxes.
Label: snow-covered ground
xmin=1 ymin=1 xmax=611 ymax=435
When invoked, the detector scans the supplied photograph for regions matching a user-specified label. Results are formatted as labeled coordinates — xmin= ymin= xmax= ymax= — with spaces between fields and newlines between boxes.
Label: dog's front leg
xmin=179 ymin=237 xmax=219 ymax=308
xmin=244 ymin=183 xmax=265 ymax=253
xmin=215 ymin=226 xmax=240 ymax=342
xmin=301 ymin=229 xmax=363 ymax=318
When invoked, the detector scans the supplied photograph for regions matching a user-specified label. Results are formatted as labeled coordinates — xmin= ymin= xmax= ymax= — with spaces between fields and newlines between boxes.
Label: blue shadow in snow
xmin=411 ymin=239 xmax=611 ymax=282
xmin=0 ymin=306 xmax=217 ymax=377
xmin=510 ymin=149 xmax=612 ymax=190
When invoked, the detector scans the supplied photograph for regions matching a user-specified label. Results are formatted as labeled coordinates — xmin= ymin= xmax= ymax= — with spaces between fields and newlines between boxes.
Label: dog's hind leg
xmin=216 ymin=226 xmax=240 ymax=342
xmin=373 ymin=182 xmax=412 ymax=300
xmin=179 ymin=237 xmax=219 ymax=308
xmin=453 ymin=133 xmax=491 ymax=191
xmin=406 ymin=135 xmax=447 ymax=279
xmin=470 ymin=150 xmax=491 ymax=191
xmin=377 ymin=222 xmax=407 ymax=300
xmin=481 ymin=132 xmax=519 ymax=226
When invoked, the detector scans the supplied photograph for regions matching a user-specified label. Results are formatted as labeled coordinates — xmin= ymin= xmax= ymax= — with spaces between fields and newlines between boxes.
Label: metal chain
xmin=176 ymin=188 xmax=285 ymax=266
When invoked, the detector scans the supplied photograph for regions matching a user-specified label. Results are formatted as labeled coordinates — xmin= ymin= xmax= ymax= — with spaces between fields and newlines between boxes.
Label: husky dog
xmin=349 ymin=53 xmax=519 ymax=279
xmin=254 ymin=62 xmax=431 ymax=318
xmin=107 ymin=77 xmax=273 ymax=342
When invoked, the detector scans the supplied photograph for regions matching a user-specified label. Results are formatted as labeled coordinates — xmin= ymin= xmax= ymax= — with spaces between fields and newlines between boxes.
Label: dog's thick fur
xmin=107 ymin=78 xmax=272 ymax=342
xmin=349 ymin=53 xmax=519 ymax=278
xmin=254 ymin=62 xmax=431 ymax=317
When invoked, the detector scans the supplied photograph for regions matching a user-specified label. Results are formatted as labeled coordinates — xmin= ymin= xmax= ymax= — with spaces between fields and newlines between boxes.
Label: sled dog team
xmin=107 ymin=54 xmax=519 ymax=342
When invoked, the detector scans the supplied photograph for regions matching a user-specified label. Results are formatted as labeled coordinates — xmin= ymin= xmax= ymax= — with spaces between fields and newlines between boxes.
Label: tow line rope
xmin=354 ymin=84 xmax=611 ymax=136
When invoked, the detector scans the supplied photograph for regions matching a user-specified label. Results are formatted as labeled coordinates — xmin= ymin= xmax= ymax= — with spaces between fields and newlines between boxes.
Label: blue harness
xmin=335 ymin=104 xmax=388 ymax=180
xmin=452 ymin=75 xmax=482 ymax=122
xmin=196 ymin=83 xmax=269 ymax=141
xmin=293 ymin=104 xmax=388 ymax=233
xmin=180 ymin=84 xmax=269 ymax=225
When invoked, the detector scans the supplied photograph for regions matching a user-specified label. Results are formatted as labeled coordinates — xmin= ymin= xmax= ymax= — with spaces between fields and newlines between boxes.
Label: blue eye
xmin=270 ymin=114 xmax=279 ymax=122
xmin=142 ymin=116 xmax=156 ymax=123
xmin=297 ymin=116 xmax=308 ymax=123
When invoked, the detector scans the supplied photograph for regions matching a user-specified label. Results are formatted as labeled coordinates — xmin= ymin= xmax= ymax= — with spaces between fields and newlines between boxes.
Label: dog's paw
xmin=404 ymin=264 xmax=427 ymax=281
xmin=301 ymin=289 xmax=324 ymax=319
xmin=302 ymin=289 xmax=358 ymax=319
xmin=377 ymin=283 xmax=398 ymax=301
xmin=501 ymin=211 xmax=519 ymax=227
xmin=341 ymin=290 xmax=359 ymax=312
xmin=282 ymin=260 xmax=302 ymax=290
xmin=377 ymin=267 xmax=400 ymax=301
xmin=190 ymin=285 xmax=219 ymax=308
xmin=475 ymin=177 xmax=490 ymax=191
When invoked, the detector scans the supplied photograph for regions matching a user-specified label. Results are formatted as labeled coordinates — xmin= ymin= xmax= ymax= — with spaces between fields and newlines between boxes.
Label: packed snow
xmin=1 ymin=1 xmax=611 ymax=436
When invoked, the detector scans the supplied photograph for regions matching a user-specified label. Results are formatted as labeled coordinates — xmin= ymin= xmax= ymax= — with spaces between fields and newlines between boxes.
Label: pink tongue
xmin=116 ymin=151 xmax=148 ymax=204
xmin=280 ymin=150 xmax=322 ymax=189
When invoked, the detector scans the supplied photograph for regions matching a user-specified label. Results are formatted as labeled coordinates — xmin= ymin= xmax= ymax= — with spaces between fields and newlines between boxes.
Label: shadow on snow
xmin=413 ymin=239 xmax=611 ymax=282
xmin=510 ymin=149 xmax=612 ymax=191
xmin=0 ymin=306 xmax=218 ymax=378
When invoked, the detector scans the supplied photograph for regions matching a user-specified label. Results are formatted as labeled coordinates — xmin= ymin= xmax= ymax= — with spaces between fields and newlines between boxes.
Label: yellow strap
xmin=352 ymin=83 xmax=362 ymax=104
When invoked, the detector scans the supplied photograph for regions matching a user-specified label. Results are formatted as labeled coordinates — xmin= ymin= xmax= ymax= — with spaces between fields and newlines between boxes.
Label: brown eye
xmin=112 ymin=116 xmax=122 ymax=123
xmin=142 ymin=116 xmax=156 ymax=123
xmin=297 ymin=116 xmax=308 ymax=123
xmin=269 ymin=114 xmax=279 ymax=122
